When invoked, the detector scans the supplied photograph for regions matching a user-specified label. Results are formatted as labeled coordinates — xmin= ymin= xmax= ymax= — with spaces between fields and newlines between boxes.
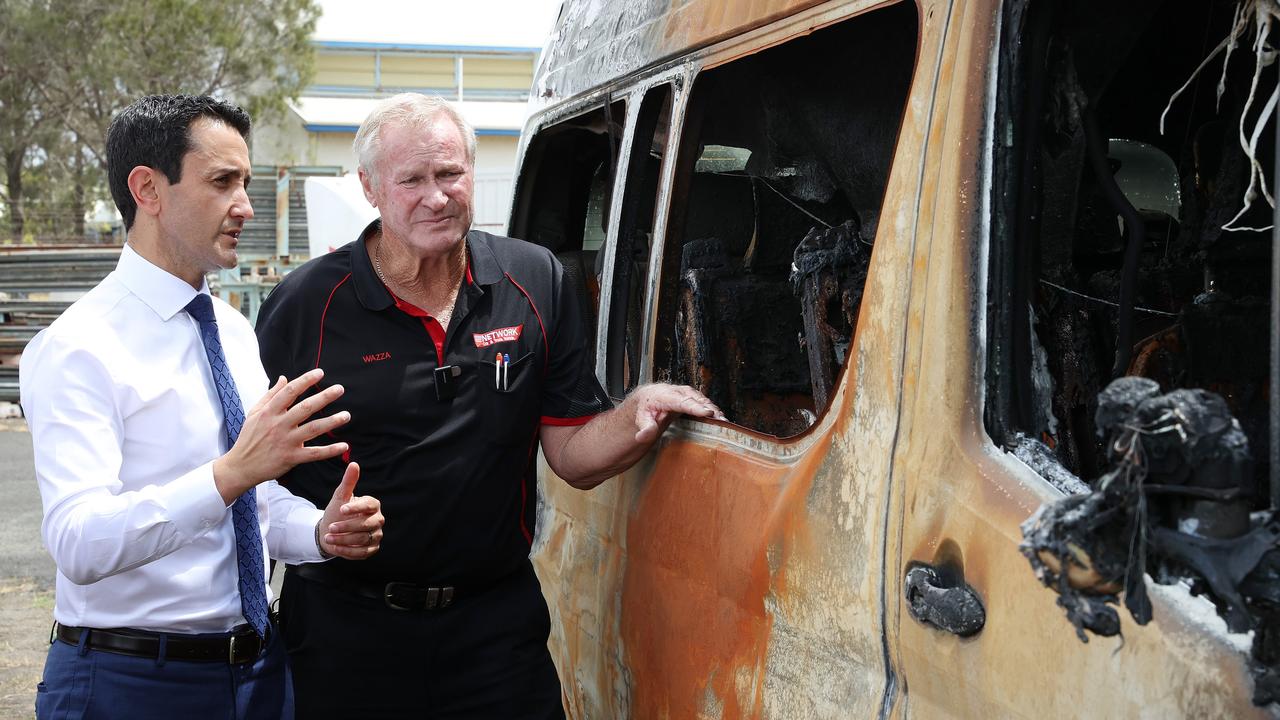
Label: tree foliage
xmin=0 ymin=0 xmax=319 ymax=242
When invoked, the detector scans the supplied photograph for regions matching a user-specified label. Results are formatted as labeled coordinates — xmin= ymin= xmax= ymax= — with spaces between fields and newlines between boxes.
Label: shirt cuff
xmin=154 ymin=461 xmax=229 ymax=539
xmin=284 ymin=505 xmax=327 ymax=563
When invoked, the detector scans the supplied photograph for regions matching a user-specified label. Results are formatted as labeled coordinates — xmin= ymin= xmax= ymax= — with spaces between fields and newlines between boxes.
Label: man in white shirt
xmin=20 ymin=94 xmax=386 ymax=720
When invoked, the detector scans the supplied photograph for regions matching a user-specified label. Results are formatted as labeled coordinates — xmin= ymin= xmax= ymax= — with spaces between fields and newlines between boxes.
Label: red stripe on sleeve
xmin=540 ymin=414 xmax=597 ymax=427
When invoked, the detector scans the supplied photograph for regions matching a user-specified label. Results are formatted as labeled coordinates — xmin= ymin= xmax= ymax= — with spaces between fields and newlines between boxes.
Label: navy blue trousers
xmin=35 ymin=624 xmax=293 ymax=720
xmin=282 ymin=560 xmax=564 ymax=719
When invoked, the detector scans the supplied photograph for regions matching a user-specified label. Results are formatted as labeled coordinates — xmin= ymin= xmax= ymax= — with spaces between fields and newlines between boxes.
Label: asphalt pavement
xmin=0 ymin=425 xmax=52 ymax=589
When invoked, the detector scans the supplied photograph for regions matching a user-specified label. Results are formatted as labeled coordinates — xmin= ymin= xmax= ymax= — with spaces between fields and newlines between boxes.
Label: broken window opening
xmin=987 ymin=0 xmax=1276 ymax=506
xmin=508 ymin=99 xmax=627 ymax=371
xmin=651 ymin=1 xmax=919 ymax=437
xmin=990 ymin=0 xmax=1280 ymax=704
xmin=606 ymin=84 xmax=673 ymax=397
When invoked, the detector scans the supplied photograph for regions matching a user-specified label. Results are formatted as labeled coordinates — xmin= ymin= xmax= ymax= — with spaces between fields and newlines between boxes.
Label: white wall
xmin=473 ymin=136 xmax=518 ymax=234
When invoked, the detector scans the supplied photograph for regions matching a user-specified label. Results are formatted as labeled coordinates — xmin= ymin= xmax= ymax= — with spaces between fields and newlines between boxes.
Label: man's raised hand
xmin=212 ymin=368 xmax=351 ymax=504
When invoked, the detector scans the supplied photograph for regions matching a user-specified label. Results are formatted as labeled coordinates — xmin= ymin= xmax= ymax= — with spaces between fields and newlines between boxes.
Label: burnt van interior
xmin=986 ymin=0 xmax=1276 ymax=502
xmin=509 ymin=98 xmax=627 ymax=375
xmin=988 ymin=0 xmax=1280 ymax=699
xmin=511 ymin=2 xmax=919 ymax=438
xmin=651 ymin=2 xmax=918 ymax=437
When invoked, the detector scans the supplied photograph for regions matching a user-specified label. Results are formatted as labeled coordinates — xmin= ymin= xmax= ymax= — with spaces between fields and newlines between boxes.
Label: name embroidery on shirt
xmin=473 ymin=324 xmax=523 ymax=348
xmin=362 ymin=351 xmax=392 ymax=363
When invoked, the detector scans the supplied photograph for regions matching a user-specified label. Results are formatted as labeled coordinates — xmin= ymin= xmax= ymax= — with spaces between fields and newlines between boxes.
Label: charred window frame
xmin=604 ymin=84 xmax=674 ymax=398
xmin=650 ymin=2 xmax=919 ymax=437
xmin=508 ymin=99 xmax=628 ymax=370
xmin=984 ymin=0 xmax=1039 ymax=450
xmin=984 ymin=0 xmax=1276 ymax=499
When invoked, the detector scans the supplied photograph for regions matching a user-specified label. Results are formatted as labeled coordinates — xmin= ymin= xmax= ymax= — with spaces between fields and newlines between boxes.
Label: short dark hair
xmin=106 ymin=95 xmax=251 ymax=230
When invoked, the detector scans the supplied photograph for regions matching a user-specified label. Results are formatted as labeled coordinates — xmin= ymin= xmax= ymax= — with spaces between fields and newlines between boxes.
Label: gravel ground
xmin=0 ymin=421 xmax=51 ymax=720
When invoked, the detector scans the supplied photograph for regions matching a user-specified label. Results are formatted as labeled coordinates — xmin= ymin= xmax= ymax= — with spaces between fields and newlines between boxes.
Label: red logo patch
xmin=473 ymin=324 xmax=523 ymax=348
xmin=362 ymin=351 xmax=392 ymax=363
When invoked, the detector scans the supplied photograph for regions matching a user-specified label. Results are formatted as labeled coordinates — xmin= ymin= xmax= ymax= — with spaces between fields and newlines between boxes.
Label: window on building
xmin=379 ymin=55 xmax=454 ymax=92
xmin=314 ymin=52 xmax=376 ymax=89
xmin=463 ymin=57 xmax=536 ymax=99
xmin=508 ymin=99 xmax=627 ymax=371
xmin=650 ymin=2 xmax=918 ymax=437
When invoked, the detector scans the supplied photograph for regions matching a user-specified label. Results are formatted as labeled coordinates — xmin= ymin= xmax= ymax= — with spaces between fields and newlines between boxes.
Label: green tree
xmin=0 ymin=0 xmax=54 ymax=241
xmin=0 ymin=0 xmax=318 ymax=243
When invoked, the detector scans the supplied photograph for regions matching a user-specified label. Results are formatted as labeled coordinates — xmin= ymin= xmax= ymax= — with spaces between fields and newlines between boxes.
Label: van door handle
xmin=904 ymin=564 xmax=986 ymax=637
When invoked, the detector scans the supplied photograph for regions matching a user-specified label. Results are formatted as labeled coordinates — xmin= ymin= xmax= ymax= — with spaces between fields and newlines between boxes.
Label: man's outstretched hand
xmin=317 ymin=462 xmax=384 ymax=559
xmin=213 ymin=368 xmax=351 ymax=504
xmin=630 ymin=383 xmax=725 ymax=444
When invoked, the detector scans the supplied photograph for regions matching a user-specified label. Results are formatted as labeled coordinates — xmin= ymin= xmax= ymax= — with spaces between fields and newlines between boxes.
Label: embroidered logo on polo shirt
xmin=473 ymin=324 xmax=523 ymax=348
xmin=362 ymin=351 xmax=392 ymax=363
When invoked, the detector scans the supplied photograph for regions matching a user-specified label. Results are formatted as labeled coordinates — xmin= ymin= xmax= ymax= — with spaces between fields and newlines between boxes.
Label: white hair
xmin=353 ymin=93 xmax=477 ymax=180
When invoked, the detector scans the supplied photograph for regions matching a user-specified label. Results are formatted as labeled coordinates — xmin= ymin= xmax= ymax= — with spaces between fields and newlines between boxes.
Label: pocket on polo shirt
xmin=477 ymin=351 xmax=538 ymax=446
xmin=479 ymin=351 xmax=534 ymax=396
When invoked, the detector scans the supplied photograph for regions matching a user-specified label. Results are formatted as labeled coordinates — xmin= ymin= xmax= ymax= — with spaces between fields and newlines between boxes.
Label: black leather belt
xmin=54 ymin=623 xmax=267 ymax=664
xmin=290 ymin=563 xmax=456 ymax=611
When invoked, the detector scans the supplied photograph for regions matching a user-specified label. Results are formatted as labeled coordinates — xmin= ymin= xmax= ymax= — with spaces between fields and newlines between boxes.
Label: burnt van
xmin=506 ymin=0 xmax=1280 ymax=716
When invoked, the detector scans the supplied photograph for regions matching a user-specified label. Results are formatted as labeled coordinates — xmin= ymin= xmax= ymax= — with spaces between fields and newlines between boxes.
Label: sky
xmin=313 ymin=0 xmax=566 ymax=50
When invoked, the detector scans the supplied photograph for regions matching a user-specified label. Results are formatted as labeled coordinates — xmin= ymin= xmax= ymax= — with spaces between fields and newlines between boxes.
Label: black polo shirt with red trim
xmin=255 ymin=222 xmax=611 ymax=587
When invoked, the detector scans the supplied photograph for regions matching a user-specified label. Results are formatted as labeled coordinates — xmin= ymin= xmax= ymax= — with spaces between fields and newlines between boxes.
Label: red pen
xmin=494 ymin=352 xmax=502 ymax=389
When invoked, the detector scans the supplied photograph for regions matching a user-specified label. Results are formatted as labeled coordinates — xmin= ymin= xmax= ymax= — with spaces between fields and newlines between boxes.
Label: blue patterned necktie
xmin=184 ymin=293 xmax=270 ymax=638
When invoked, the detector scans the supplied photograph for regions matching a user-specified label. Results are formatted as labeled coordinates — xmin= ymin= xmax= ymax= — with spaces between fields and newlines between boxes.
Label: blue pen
xmin=502 ymin=353 xmax=510 ymax=391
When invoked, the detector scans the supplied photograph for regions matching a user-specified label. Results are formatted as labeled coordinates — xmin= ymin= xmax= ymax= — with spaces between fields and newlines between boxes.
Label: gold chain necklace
xmin=373 ymin=237 xmax=466 ymax=325
xmin=373 ymin=238 xmax=387 ymax=284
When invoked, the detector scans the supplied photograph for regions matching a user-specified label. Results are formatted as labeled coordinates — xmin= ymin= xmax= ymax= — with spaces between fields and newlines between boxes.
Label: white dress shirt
xmin=20 ymin=244 xmax=324 ymax=633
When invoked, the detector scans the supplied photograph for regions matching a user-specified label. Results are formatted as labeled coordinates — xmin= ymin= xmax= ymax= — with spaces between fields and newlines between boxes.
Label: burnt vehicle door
xmin=887 ymin=0 xmax=1271 ymax=717
xmin=512 ymin=0 xmax=1275 ymax=716
xmin=509 ymin=0 xmax=925 ymax=715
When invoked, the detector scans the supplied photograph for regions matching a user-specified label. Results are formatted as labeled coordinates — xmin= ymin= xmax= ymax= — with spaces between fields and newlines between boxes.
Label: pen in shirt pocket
xmin=502 ymin=353 xmax=510 ymax=391
xmin=494 ymin=352 xmax=501 ymax=390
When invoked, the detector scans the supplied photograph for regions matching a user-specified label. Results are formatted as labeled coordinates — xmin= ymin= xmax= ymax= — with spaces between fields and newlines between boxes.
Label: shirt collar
xmin=116 ymin=243 xmax=210 ymax=321
xmin=351 ymin=219 xmax=504 ymax=312
xmin=465 ymin=230 xmax=504 ymax=286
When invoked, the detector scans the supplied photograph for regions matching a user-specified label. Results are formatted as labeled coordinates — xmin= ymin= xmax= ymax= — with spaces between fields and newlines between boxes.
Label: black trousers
xmin=280 ymin=560 xmax=565 ymax=720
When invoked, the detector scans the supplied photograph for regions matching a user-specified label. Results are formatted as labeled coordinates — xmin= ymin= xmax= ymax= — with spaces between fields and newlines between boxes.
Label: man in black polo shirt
xmin=255 ymin=93 xmax=722 ymax=718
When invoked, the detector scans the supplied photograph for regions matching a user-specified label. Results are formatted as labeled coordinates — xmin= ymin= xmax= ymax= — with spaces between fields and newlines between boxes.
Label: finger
xmin=284 ymin=383 xmax=346 ymax=426
xmin=248 ymin=376 xmax=287 ymax=416
xmin=326 ymin=546 xmax=380 ymax=559
xmin=296 ymin=410 xmax=351 ymax=443
xmin=331 ymin=462 xmax=359 ymax=505
xmin=324 ymin=540 xmax=381 ymax=559
xmin=266 ymin=368 xmax=326 ymax=413
xmin=672 ymin=389 xmax=722 ymax=419
xmin=326 ymin=515 xmax=381 ymax=534
xmin=294 ymin=442 xmax=349 ymax=464
xmin=323 ymin=529 xmax=381 ymax=547
xmin=688 ymin=398 xmax=722 ymax=418
xmin=634 ymin=413 xmax=661 ymax=444
xmin=336 ymin=496 xmax=380 ymax=517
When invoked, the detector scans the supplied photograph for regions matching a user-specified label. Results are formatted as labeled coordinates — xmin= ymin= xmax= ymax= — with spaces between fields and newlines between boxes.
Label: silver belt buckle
xmin=228 ymin=633 xmax=239 ymax=664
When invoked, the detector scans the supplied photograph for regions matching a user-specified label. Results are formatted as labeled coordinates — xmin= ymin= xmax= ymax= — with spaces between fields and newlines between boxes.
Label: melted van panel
xmin=533 ymin=0 xmax=832 ymax=105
